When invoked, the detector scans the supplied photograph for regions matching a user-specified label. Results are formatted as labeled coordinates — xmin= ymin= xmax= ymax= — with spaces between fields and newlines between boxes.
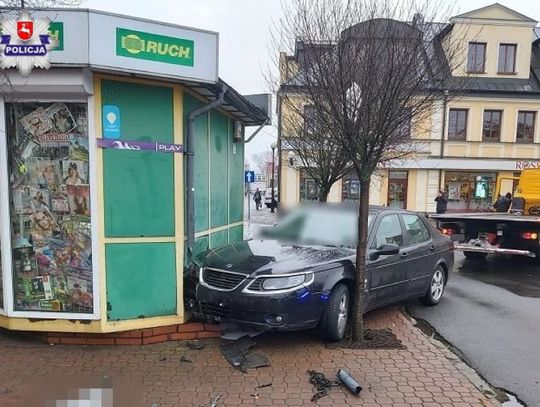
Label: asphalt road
xmin=407 ymin=252 xmax=540 ymax=407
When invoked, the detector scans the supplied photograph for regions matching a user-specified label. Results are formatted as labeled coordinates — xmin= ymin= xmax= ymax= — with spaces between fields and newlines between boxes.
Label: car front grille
xmin=201 ymin=268 xmax=246 ymax=290
xmin=200 ymin=301 xmax=231 ymax=319
xmin=247 ymin=278 xmax=263 ymax=291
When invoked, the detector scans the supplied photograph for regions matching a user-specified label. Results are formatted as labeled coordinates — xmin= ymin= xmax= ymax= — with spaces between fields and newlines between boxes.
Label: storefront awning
xmin=184 ymin=78 xmax=269 ymax=126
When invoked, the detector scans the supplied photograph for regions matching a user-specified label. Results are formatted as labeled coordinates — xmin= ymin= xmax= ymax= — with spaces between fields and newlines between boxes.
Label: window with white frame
xmin=5 ymin=102 xmax=93 ymax=314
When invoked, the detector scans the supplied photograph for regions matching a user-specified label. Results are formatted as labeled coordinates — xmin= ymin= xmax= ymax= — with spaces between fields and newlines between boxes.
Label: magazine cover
xmin=19 ymin=106 xmax=54 ymax=136
xmin=75 ymin=114 xmax=88 ymax=135
xmin=29 ymin=187 xmax=51 ymax=212
xmin=69 ymin=135 xmax=89 ymax=161
xmin=45 ymin=103 xmax=77 ymax=134
xmin=67 ymin=185 xmax=90 ymax=216
xmin=66 ymin=274 xmax=93 ymax=309
xmin=37 ymin=132 xmax=71 ymax=147
xmin=13 ymin=247 xmax=39 ymax=278
xmin=12 ymin=187 xmax=34 ymax=214
xmin=30 ymin=208 xmax=57 ymax=235
xmin=28 ymin=159 xmax=60 ymax=187
xmin=50 ymin=185 xmax=70 ymax=213
xmin=61 ymin=160 xmax=87 ymax=185
xmin=31 ymin=145 xmax=70 ymax=160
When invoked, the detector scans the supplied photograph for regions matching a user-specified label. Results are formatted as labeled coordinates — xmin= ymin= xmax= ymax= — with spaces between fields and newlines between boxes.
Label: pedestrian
xmin=434 ymin=190 xmax=448 ymax=214
xmin=253 ymin=188 xmax=262 ymax=210
xmin=494 ymin=192 xmax=512 ymax=213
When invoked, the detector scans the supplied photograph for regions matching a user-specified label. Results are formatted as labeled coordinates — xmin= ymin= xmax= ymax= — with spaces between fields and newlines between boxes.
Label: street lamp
xmin=270 ymin=142 xmax=277 ymax=213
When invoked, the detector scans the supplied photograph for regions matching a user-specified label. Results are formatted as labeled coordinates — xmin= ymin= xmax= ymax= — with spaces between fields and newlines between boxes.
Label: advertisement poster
xmin=7 ymin=102 xmax=93 ymax=314
xmin=19 ymin=106 xmax=53 ymax=136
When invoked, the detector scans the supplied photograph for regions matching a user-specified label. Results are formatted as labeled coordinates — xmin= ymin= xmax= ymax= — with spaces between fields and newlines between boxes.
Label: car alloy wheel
xmin=337 ymin=293 xmax=348 ymax=337
xmin=421 ymin=266 xmax=446 ymax=306
xmin=320 ymin=284 xmax=350 ymax=342
xmin=431 ymin=269 xmax=444 ymax=301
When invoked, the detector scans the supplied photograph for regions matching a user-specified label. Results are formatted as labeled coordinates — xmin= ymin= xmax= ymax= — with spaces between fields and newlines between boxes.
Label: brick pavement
xmin=0 ymin=306 xmax=497 ymax=406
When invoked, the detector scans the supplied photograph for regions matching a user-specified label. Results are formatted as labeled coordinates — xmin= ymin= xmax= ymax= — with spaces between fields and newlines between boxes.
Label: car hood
xmin=201 ymin=239 xmax=354 ymax=276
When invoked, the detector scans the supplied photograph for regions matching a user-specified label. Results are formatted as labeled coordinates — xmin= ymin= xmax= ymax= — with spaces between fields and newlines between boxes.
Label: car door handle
xmin=400 ymin=252 xmax=409 ymax=258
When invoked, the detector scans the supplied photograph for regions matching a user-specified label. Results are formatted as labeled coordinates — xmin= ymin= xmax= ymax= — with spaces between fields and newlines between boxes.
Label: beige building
xmin=277 ymin=4 xmax=540 ymax=213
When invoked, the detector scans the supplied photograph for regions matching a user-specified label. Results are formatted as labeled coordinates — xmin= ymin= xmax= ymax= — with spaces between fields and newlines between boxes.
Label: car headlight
xmin=261 ymin=272 xmax=314 ymax=291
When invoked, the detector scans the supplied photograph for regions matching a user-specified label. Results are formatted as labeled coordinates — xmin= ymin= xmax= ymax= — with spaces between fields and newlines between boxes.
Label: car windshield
xmin=263 ymin=207 xmax=373 ymax=247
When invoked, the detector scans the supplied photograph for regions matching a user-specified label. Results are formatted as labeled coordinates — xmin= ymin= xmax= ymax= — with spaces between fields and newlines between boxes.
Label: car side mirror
xmin=377 ymin=244 xmax=400 ymax=256
xmin=368 ymin=244 xmax=400 ymax=261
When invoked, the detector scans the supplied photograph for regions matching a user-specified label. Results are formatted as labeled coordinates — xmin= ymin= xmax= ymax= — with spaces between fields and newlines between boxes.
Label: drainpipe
xmin=186 ymin=83 xmax=228 ymax=258
xmin=439 ymin=90 xmax=449 ymax=190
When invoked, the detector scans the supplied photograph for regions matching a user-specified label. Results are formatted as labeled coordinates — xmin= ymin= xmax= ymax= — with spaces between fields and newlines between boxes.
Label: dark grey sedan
xmin=186 ymin=205 xmax=454 ymax=341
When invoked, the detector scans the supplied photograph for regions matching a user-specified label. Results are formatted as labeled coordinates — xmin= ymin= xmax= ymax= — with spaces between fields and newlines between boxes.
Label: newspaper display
xmin=7 ymin=102 xmax=93 ymax=314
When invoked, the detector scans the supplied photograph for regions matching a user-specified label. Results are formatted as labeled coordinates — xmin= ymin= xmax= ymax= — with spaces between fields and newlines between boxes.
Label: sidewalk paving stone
xmin=0 ymin=306 xmax=498 ymax=406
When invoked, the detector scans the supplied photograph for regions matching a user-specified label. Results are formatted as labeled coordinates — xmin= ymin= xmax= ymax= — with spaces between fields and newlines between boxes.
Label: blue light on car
xmin=320 ymin=293 xmax=329 ymax=302
xmin=296 ymin=288 xmax=310 ymax=302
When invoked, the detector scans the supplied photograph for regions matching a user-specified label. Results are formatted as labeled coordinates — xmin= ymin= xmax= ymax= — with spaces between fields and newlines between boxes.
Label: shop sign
xmin=0 ymin=10 xmax=56 ymax=76
xmin=48 ymin=22 xmax=63 ymax=51
xmin=116 ymin=27 xmax=194 ymax=67
xmin=97 ymin=138 xmax=184 ymax=154
xmin=515 ymin=161 xmax=540 ymax=170
xmin=102 ymin=105 xmax=121 ymax=139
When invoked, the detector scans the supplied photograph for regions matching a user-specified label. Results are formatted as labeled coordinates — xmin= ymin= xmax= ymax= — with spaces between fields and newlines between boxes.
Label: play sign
xmin=97 ymin=138 xmax=184 ymax=154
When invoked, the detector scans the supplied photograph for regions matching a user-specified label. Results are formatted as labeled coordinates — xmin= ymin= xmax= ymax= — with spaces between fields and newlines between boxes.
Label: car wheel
xmin=420 ymin=267 xmax=446 ymax=306
xmin=463 ymin=251 xmax=488 ymax=261
xmin=321 ymin=284 xmax=349 ymax=342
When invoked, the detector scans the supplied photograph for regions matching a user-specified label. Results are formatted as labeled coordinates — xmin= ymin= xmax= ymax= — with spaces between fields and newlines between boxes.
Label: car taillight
xmin=441 ymin=228 xmax=453 ymax=235
xmin=521 ymin=232 xmax=538 ymax=240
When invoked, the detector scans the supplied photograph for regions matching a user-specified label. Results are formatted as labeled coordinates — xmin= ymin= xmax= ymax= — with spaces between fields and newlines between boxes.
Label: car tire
xmin=320 ymin=284 xmax=349 ymax=342
xmin=420 ymin=266 xmax=446 ymax=306
xmin=463 ymin=251 xmax=488 ymax=261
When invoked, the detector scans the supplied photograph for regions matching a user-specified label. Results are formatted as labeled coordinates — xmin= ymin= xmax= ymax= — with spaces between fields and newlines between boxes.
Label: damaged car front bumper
xmin=193 ymin=267 xmax=326 ymax=331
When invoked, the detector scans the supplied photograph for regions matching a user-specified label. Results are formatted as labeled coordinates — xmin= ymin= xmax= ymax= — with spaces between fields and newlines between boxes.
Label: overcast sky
xmin=84 ymin=0 xmax=540 ymax=168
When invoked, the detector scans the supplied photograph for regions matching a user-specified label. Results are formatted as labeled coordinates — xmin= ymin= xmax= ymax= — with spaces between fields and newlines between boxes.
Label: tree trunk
xmin=318 ymin=187 xmax=330 ymax=202
xmin=352 ymin=178 xmax=370 ymax=342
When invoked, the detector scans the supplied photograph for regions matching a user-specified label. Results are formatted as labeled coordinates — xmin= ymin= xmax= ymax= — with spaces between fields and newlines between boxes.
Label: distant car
xmin=185 ymin=205 xmax=453 ymax=341
xmin=264 ymin=187 xmax=278 ymax=208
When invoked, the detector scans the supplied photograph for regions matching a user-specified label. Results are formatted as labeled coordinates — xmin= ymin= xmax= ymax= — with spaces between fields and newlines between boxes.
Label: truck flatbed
xmin=431 ymin=212 xmax=540 ymax=223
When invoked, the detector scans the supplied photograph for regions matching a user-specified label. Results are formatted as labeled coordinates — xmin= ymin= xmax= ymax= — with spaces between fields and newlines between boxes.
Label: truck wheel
xmin=320 ymin=284 xmax=349 ymax=342
xmin=463 ymin=251 xmax=488 ymax=261
xmin=420 ymin=267 xmax=446 ymax=306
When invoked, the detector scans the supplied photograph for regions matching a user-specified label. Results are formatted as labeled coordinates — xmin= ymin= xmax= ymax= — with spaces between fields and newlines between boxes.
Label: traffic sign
xmin=244 ymin=170 xmax=255 ymax=183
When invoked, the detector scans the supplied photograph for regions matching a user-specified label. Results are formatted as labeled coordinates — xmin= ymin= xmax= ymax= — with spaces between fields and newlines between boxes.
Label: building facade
xmin=278 ymin=3 xmax=540 ymax=213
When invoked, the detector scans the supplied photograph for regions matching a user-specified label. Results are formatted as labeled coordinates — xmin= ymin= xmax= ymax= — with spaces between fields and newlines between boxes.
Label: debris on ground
xmin=209 ymin=392 xmax=222 ymax=407
xmin=336 ymin=369 xmax=362 ymax=395
xmin=185 ymin=340 xmax=205 ymax=350
xmin=307 ymin=370 xmax=341 ymax=402
xmin=220 ymin=336 xmax=270 ymax=372
xmin=220 ymin=323 xmax=264 ymax=340
xmin=250 ymin=383 xmax=272 ymax=400
xmin=159 ymin=356 xmax=167 ymax=361
xmin=179 ymin=355 xmax=192 ymax=363
xmin=0 ymin=387 xmax=11 ymax=394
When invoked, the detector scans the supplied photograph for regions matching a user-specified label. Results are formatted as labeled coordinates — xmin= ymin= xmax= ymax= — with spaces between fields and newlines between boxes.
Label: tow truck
xmin=431 ymin=168 xmax=540 ymax=260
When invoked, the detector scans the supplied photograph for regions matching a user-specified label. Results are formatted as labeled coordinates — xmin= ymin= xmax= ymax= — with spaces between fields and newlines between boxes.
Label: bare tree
xmin=251 ymin=151 xmax=273 ymax=175
xmin=274 ymin=0 xmax=465 ymax=341
xmin=280 ymin=93 xmax=352 ymax=201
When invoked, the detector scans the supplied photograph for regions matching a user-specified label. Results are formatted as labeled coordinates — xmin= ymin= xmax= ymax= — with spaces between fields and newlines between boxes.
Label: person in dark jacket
xmin=435 ymin=190 xmax=448 ymax=214
xmin=494 ymin=192 xmax=512 ymax=212
xmin=253 ymin=188 xmax=262 ymax=210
